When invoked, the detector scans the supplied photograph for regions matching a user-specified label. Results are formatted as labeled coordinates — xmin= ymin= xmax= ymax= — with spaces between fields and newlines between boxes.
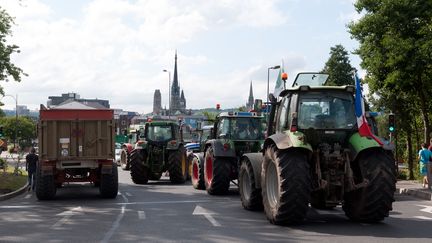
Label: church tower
xmin=170 ymin=51 xmax=187 ymax=115
xmin=246 ymin=81 xmax=254 ymax=110
xmin=153 ymin=89 xmax=162 ymax=115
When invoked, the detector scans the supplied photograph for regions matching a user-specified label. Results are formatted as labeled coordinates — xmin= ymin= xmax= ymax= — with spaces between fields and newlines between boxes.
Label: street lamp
xmin=163 ymin=69 xmax=171 ymax=118
xmin=267 ymin=65 xmax=281 ymax=104
xmin=1 ymin=94 xmax=18 ymax=150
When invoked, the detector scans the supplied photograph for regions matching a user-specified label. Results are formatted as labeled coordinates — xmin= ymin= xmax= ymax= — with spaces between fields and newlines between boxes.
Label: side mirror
xmin=269 ymin=93 xmax=277 ymax=104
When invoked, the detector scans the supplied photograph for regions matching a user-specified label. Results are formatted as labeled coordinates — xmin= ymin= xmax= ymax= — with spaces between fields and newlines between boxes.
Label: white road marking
xmin=52 ymin=206 xmax=82 ymax=229
xmin=101 ymin=191 xmax=128 ymax=243
xmin=193 ymin=205 xmax=221 ymax=227
xmin=117 ymin=199 xmax=224 ymax=205
xmin=138 ymin=211 xmax=146 ymax=220
xmin=0 ymin=205 xmax=37 ymax=209
xmin=24 ymin=194 xmax=31 ymax=199
xmin=416 ymin=205 xmax=432 ymax=214
xmin=414 ymin=216 xmax=432 ymax=220
xmin=125 ymin=192 xmax=132 ymax=197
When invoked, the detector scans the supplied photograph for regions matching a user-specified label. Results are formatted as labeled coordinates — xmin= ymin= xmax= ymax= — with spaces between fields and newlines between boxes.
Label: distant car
xmin=115 ymin=143 xmax=122 ymax=166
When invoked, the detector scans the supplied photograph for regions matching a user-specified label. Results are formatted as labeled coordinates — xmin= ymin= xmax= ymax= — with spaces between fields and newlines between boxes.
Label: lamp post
xmin=2 ymin=94 xmax=18 ymax=150
xmin=163 ymin=69 xmax=171 ymax=118
xmin=267 ymin=65 xmax=281 ymax=105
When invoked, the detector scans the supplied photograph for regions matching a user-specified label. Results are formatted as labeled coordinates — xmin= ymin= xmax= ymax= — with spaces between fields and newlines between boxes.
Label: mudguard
xmin=349 ymin=132 xmax=382 ymax=160
xmin=264 ymin=131 xmax=312 ymax=152
xmin=135 ymin=141 xmax=148 ymax=150
xmin=242 ymin=153 xmax=264 ymax=189
xmin=167 ymin=141 xmax=181 ymax=150
xmin=206 ymin=139 xmax=236 ymax=158
xmin=123 ymin=143 xmax=134 ymax=153
xmin=194 ymin=152 xmax=205 ymax=164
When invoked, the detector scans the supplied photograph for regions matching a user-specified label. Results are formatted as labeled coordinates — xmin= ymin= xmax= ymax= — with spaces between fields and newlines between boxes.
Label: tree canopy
xmin=322 ymin=44 xmax=356 ymax=86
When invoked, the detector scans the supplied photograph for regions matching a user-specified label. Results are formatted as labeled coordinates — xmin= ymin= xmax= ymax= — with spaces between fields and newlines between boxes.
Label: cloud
xmin=0 ymin=0 xmax=288 ymax=113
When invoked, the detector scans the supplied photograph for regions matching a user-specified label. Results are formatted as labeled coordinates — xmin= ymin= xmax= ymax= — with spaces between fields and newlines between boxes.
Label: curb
xmin=396 ymin=187 xmax=432 ymax=201
xmin=0 ymin=182 xmax=29 ymax=201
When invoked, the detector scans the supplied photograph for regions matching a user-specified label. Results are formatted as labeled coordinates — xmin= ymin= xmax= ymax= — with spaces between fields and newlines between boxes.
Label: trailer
xmin=36 ymin=107 xmax=118 ymax=200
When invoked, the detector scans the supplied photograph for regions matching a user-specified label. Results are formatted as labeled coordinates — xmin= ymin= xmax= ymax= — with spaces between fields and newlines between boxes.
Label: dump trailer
xmin=36 ymin=108 xmax=118 ymax=200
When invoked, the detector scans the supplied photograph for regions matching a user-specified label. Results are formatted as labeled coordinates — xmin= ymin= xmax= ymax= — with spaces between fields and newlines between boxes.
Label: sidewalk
xmin=396 ymin=180 xmax=432 ymax=201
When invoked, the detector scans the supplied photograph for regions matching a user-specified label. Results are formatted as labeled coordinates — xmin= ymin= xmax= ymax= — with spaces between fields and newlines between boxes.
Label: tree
xmin=0 ymin=7 xmax=26 ymax=104
xmin=0 ymin=116 xmax=36 ymax=149
xmin=322 ymin=44 xmax=356 ymax=86
xmin=348 ymin=0 xmax=432 ymax=179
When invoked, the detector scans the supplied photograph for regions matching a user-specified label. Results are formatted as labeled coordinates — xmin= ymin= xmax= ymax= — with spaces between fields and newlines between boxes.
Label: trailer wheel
xmin=130 ymin=149 xmax=149 ymax=184
xmin=204 ymin=146 xmax=230 ymax=195
xmin=100 ymin=162 xmax=118 ymax=198
xmin=239 ymin=158 xmax=263 ymax=211
xmin=168 ymin=146 xmax=187 ymax=184
xmin=191 ymin=154 xmax=205 ymax=190
xmin=343 ymin=150 xmax=396 ymax=222
xmin=262 ymin=146 xmax=311 ymax=225
xmin=35 ymin=166 xmax=56 ymax=200
xmin=120 ymin=149 xmax=130 ymax=171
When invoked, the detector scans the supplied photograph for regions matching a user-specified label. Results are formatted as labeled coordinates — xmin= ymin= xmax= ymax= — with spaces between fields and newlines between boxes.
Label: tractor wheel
xmin=191 ymin=154 xmax=205 ymax=190
xmin=120 ymin=149 xmax=130 ymax=171
xmin=130 ymin=149 xmax=149 ymax=184
xmin=99 ymin=162 xmax=118 ymax=198
xmin=204 ymin=146 xmax=230 ymax=195
xmin=187 ymin=153 xmax=193 ymax=180
xmin=262 ymin=146 xmax=311 ymax=225
xmin=239 ymin=158 xmax=263 ymax=211
xmin=343 ymin=150 xmax=396 ymax=222
xmin=168 ymin=146 xmax=187 ymax=184
xmin=35 ymin=166 xmax=56 ymax=200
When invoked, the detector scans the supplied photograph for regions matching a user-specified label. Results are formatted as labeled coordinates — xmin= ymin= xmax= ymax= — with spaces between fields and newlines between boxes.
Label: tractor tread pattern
xmin=205 ymin=147 xmax=231 ymax=195
xmin=168 ymin=146 xmax=187 ymax=184
xmin=239 ymin=159 xmax=263 ymax=211
xmin=130 ymin=148 xmax=149 ymax=184
xmin=262 ymin=146 xmax=311 ymax=225
xmin=343 ymin=150 xmax=396 ymax=222
xmin=192 ymin=155 xmax=205 ymax=190
xmin=35 ymin=166 xmax=56 ymax=200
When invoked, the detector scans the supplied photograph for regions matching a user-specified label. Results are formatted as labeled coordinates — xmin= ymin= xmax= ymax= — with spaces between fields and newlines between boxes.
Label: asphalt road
xmin=1 ymin=169 xmax=432 ymax=242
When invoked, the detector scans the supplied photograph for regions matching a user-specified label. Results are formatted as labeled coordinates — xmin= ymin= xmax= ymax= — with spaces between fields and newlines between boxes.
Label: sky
xmin=0 ymin=0 xmax=362 ymax=113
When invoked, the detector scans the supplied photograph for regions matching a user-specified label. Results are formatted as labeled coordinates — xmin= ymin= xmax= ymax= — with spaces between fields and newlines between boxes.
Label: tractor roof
xmin=218 ymin=111 xmax=264 ymax=118
xmin=146 ymin=121 xmax=178 ymax=126
xmin=279 ymin=85 xmax=355 ymax=97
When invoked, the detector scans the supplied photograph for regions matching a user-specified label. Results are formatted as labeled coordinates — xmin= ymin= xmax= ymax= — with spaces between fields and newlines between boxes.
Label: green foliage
xmin=322 ymin=44 xmax=356 ymax=86
xmin=202 ymin=111 xmax=217 ymax=121
xmin=0 ymin=116 xmax=37 ymax=148
xmin=349 ymin=0 xmax=432 ymax=179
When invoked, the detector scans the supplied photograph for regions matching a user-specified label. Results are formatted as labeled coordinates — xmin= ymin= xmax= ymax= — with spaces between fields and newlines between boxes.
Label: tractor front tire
xmin=35 ymin=166 xmax=56 ymax=200
xmin=120 ymin=149 xmax=130 ymax=171
xmin=191 ymin=154 xmax=205 ymax=190
xmin=100 ymin=162 xmax=118 ymax=198
xmin=262 ymin=146 xmax=311 ymax=225
xmin=130 ymin=149 xmax=149 ymax=184
xmin=204 ymin=147 xmax=231 ymax=195
xmin=343 ymin=150 xmax=396 ymax=222
xmin=239 ymin=158 xmax=263 ymax=211
xmin=168 ymin=146 xmax=187 ymax=184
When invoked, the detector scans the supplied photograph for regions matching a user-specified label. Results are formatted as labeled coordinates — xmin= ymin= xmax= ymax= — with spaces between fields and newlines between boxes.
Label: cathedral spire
xmin=172 ymin=50 xmax=179 ymax=96
xmin=247 ymin=81 xmax=254 ymax=110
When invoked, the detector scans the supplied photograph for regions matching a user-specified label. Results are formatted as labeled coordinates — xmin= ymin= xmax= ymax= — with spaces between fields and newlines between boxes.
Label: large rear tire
xmin=168 ymin=146 xmax=187 ymax=184
xmin=100 ymin=162 xmax=118 ymax=198
xmin=120 ymin=149 xmax=130 ymax=171
xmin=204 ymin=147 xmax=231 ymax=195
xmin=35 ymin=166 xmax=56 ymax=200
xmin=191 ymin=153 xmax=205 ymax=190
xmin=130 ymin=149 xmax=149 ymax=184
xmin=343 ymin=150 xmax=396 ymax=222
xmin=262 ymin=146 xmax=311 ymax=225
xmin=239 ymin=158 xmax=263 ymax=211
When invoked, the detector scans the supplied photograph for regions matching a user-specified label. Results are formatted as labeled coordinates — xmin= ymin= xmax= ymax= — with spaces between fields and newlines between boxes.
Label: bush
xmin=0 ymin=158 xmax=7 ymax=172
xmin=397 ymin=169 xmax=408 ymax=180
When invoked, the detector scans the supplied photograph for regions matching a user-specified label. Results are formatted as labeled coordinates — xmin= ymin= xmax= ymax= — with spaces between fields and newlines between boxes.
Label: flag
xmin=273 ymin=66 xmax=285 ymax=97
xmin=354 ymin=73 xmax=383 ymax=145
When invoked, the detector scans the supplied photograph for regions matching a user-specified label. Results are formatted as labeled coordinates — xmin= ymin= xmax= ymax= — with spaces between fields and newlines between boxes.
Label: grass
xmin=0 ymin=166 xmax=28 ymax=194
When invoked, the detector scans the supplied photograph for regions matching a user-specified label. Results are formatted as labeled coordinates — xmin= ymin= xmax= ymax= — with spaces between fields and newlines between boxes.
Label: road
xmin=1 ymin=169 xmax=432 ymax=242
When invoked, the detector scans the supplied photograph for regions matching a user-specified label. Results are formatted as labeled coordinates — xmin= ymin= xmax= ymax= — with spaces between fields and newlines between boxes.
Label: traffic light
xmin=388 ymin=113 xmax=395 ymax=133
xmin=216 ymin=104 xmax=220 ymax=110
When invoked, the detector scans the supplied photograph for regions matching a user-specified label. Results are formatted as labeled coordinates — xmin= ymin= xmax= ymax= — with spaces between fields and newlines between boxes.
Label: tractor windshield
xmin=228 ymin=117 xmax=265 ymax=140
xmin=147 ymin=125 xmax=173 ymax=142
xmin=292 ymin=73 xmax=329 ymax=87
xmin=297 ymin=92 xmax=356 ymax=130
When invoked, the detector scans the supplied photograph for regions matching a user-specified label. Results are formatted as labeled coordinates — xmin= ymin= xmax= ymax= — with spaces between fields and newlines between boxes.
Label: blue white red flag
xmin=354 ymin=73 xmax=383 ymax=145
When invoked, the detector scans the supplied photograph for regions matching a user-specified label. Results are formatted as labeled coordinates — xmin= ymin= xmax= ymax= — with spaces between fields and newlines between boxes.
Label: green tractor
xmin=239 ymin=72 xmax=396 ymax=224
xmin=129 ymin=120 xmax=188 ymax=184
xmin=198 ymin=112 xmax=266 ymax=195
